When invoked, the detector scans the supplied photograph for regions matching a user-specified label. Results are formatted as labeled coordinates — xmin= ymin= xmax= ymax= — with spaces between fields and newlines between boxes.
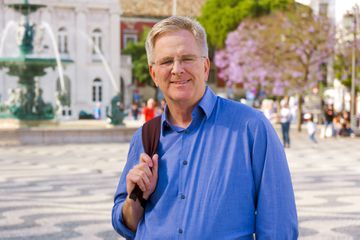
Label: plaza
xmin=0 ymin=130 xmax=359 ymax=239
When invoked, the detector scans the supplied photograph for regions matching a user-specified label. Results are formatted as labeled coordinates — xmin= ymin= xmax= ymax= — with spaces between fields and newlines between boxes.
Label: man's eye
xmin=182 ymin=57 xmax=195 ymax=62
xmin=160 ymin=60 xmax=173 ymax=65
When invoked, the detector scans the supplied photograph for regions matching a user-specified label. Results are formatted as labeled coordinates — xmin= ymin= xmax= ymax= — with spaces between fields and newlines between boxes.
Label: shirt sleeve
xmin=112 ymin=128 xmax=143 ymax=239
xmin=250 ymin=113 xmax=298 ymax=239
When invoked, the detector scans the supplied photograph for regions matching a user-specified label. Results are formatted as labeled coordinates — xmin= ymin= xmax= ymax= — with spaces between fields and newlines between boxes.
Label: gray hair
xmin=145 ymin=16 xmax=208 ymax=64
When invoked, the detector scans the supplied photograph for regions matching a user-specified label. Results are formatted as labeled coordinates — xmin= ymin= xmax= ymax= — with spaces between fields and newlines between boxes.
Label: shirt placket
xmin=177 ymin=127 xmax=191 ymax=239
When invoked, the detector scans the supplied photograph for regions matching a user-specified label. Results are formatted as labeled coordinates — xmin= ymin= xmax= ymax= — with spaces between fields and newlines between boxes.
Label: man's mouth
xmin=171 ymin=79 xmax=190 ymax=85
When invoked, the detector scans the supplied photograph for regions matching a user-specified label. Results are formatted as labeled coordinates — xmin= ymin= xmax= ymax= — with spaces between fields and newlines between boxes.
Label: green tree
xmin=334 ymin=31 xmax=360 ymax=91
xmin=198 ymin=0 xmax=294 ymax=49
xmin=123 ymin=28 xmax=160 ymax=100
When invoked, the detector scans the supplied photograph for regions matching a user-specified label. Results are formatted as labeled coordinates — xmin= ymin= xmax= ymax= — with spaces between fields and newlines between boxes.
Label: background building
xmin=0 ymin=0 xmax=123 ymax=120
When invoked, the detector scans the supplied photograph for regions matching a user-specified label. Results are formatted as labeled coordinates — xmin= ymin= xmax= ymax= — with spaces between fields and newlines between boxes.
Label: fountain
xmin=0 ymin=0 xmax=72 ymax=122
xmin=84 ymin=33 xmax=126 ymax=125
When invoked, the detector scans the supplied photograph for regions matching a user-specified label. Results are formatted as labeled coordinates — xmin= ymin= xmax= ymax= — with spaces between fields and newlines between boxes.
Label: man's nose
xmin=171 ymin=59 xmax=184 ymax=75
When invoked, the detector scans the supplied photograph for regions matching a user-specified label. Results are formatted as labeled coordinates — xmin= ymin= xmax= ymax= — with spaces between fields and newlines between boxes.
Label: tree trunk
xmin=276 ymin=96 xmax=281 ymax=123
xmin=297 ymin=94 xmax=303 ymax=132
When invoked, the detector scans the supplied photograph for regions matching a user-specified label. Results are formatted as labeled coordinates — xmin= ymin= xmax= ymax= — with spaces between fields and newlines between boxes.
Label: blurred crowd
xmin=130 ymin=98 xmax=166 ymax=123
xmin=260 ymin=98 xmax=357 ymax=147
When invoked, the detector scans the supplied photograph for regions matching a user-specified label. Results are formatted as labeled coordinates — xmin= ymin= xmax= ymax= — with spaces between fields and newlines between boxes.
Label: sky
xmin=295 ymin=0 xmax=360 ymax=23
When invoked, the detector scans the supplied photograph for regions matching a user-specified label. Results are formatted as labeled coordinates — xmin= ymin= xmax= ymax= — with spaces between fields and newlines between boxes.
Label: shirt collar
xmin=160 ymin=86 xmax=217 ymax=133
xmin=198 ymin=86 xmax=217 ymax=120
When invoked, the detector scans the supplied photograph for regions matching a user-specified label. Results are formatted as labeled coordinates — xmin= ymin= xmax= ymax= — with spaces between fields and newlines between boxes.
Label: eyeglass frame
xmin=151 ymin=54 xmax=207 ymax=70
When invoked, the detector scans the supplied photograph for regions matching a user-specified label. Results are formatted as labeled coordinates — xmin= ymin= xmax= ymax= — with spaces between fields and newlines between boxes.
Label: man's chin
xmin=168 ymin=93 xmax=193 ymax=103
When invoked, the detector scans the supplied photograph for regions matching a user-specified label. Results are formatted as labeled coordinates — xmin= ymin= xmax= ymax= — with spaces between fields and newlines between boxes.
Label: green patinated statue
xmin=107 ymin=93 xmax=127 ymax=125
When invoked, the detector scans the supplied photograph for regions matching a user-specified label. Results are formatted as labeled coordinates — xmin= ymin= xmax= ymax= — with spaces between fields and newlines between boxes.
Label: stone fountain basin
xmin=5 ymin=3 xmax=46 ymax=15
xmin=0 ymin=119 xmax=138 ymax=145
xmin=0 ymin=56 xmax=73 ymax=79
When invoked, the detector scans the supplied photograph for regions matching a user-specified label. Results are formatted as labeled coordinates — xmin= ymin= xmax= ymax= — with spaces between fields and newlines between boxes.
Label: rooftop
xmin=119 ymin=0 xmax=206 ymax=18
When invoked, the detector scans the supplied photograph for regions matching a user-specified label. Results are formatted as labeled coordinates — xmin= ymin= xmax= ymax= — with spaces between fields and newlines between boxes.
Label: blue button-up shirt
xmin=112 ymin=87 xmax=298 ymax=239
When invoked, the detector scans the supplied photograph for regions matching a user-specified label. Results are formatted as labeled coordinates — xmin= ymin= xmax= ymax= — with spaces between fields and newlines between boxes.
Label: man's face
xmin=149 ymin=30 xmax=210 ymax=106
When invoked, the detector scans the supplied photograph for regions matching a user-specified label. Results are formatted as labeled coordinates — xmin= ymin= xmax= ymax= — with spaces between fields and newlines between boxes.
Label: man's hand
xmin=126 ymin=153 xmax=159 ymax=200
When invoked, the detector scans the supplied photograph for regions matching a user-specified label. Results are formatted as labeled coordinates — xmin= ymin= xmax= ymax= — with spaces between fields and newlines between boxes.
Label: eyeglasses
xmin=152 ymin=55 xmax=206 ymax=70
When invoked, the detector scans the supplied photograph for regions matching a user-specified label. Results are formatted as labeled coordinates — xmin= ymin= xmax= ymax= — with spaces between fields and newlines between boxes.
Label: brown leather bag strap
xmin=129 ymin=115 xmax=162 ymax=206
xmin=141 ymin=115 xmax=162 ymax=157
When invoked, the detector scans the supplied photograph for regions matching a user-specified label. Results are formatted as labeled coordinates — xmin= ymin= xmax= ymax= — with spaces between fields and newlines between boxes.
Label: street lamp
xmin=345 ymin=4 xmax=359 ymax=130
xmin=351 ymin=5 xmax=359 ymax=130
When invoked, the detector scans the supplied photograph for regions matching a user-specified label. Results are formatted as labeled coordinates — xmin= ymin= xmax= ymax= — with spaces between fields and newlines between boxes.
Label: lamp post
xmin=351 ymin=5 xmax=359 ymax=130
xmin=346 ymin=4 xmax=359 ymax=130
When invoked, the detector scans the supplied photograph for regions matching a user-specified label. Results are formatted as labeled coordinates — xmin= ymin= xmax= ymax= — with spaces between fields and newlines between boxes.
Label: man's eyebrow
xmin=158 ymin=54 xmax=198 ymax=61
xmin=181 ymin=54 xmax=198 ymax=58
xmin=157 ymin=56 xmax=173 ymax=62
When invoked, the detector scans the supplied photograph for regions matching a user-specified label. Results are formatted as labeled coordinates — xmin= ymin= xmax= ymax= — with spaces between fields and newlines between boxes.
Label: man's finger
xmin=133 ymin=169 xmax=150 ymax=187
xmin=142 ymin=164 xmax=153 ymax=178
xmin=152 ymin=154 xmax=159 ymax=177
xmin=131 ymin=173 xmax=147 ymax=192
xmin=140 ymin=153 xmax=153 ymax=167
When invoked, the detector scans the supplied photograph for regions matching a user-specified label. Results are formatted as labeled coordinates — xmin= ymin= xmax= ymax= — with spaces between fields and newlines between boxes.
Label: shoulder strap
xmin=129 ymin=115 xmax=162 ymax=204
xmin=141 ymin=115 xmax=162 ymax=157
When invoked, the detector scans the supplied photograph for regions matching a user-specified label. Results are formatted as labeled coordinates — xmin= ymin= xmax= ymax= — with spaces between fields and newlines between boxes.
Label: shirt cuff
xmin=113 ymin=201 xmax=136 ymax=239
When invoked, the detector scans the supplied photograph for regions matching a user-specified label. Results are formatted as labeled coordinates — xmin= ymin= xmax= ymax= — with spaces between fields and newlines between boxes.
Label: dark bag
xmin=129 ymin=116 xmax=162 ymax=206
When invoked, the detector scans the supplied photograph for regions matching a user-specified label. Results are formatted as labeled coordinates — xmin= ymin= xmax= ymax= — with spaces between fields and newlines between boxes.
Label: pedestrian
xmin=142 ymin=98 xmax=155 ymax=122
xmin=305 ymin=113 xmax=317 ymax=143
xmin=280 ymin=99 xmax=292 ymax=148
xmin=112 ymin=16 xmax=298 ymax=239
xmin=322 ymin=104 xmax=335 ymax=138
xmin=131 ymin=102 xmax=139 ymax=120
xmin=94 ymin=102 xmax=101 ymax=120
xmin=338 ymin=111 xmax=353 ymax=137
xmin=155 ymin=98 xmax=166 ymax=116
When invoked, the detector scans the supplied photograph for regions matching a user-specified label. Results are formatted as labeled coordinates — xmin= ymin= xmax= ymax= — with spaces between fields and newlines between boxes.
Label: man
xmin=112 ymin=16 xmax=298 ymax=239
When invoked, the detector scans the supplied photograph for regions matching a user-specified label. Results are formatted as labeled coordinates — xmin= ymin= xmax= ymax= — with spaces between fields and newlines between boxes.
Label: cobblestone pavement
xmin=0 ymin=133 xmax=359 ymax=239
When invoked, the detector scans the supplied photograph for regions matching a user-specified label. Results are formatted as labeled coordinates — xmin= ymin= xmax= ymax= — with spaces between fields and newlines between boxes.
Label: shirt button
xmin=184 ymin=129 xmax=189 ymax=134
xmin=178 ymin=228 xmax=183 ymax=234
xmin=183 ymin=160 xmax=188 ymax=165
xmin=181 ymin=194 xmax=186 ymax=199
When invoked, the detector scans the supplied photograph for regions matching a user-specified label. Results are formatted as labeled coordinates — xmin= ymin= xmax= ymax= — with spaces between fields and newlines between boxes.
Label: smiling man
xmin=112 ymin=16 xmax=298 ymax=240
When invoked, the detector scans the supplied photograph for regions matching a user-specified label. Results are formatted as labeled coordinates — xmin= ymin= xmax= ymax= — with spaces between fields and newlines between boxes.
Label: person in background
xmin=142 ymin=98 xmax=155 ymax=122
xmin=156 ymin=99 xmax=166 ymax=116
xmin=112 ymin=16 xmax=298 ymax=239
xmin=338 ymin=111 xmax=353 ymax=137
xmin=131 ymin=102 xmax=139 ymax=120
xmin=280 ymin=100 xmax=292 ymax=148
xmin=94 ymin=102 xmax=101 ymax=120
xmin=323 ymin=104 xmax=335 ymax=138
xmin=305 ymin=113 xmax=317 ymax=143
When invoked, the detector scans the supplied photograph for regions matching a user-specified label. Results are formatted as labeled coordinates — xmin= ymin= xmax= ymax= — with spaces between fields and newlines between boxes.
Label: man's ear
xmin=204 ymin=57 xmax=210 ymax=82
xmin=149 ymin=64 xmax=159 ymax=87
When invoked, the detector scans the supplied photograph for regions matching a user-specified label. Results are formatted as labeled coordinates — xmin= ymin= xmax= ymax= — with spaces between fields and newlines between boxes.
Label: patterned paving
xmin=0 ymin=144 xmax=127 ymax=240
xmin=0 ymin=132 xmax=359 ymax=239
xmin=287 ymin=133 xmax=360 ymax=240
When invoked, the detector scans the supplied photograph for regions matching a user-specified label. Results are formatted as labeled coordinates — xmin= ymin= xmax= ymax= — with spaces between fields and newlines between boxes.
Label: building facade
xmin=0 ymin=0 xmax=126 ymax=120
xmin=309 ymin=0 xmax=360 ymax=115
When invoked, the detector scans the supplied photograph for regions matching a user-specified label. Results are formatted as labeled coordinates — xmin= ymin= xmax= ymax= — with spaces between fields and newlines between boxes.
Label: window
xmin=58 ymin=27 xmax=68 ymax=54
xmin=123 ymin=33 xmax=138 ymax=49
xmin=92 ymin=78 xmax=103 ymax=102
xmin=91 ymin=28 xmax=103 ymax=54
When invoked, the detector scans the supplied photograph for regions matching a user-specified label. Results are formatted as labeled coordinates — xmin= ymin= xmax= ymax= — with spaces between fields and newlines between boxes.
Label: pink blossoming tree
xmin=215 ymin=6 xmax=335 ymax=131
